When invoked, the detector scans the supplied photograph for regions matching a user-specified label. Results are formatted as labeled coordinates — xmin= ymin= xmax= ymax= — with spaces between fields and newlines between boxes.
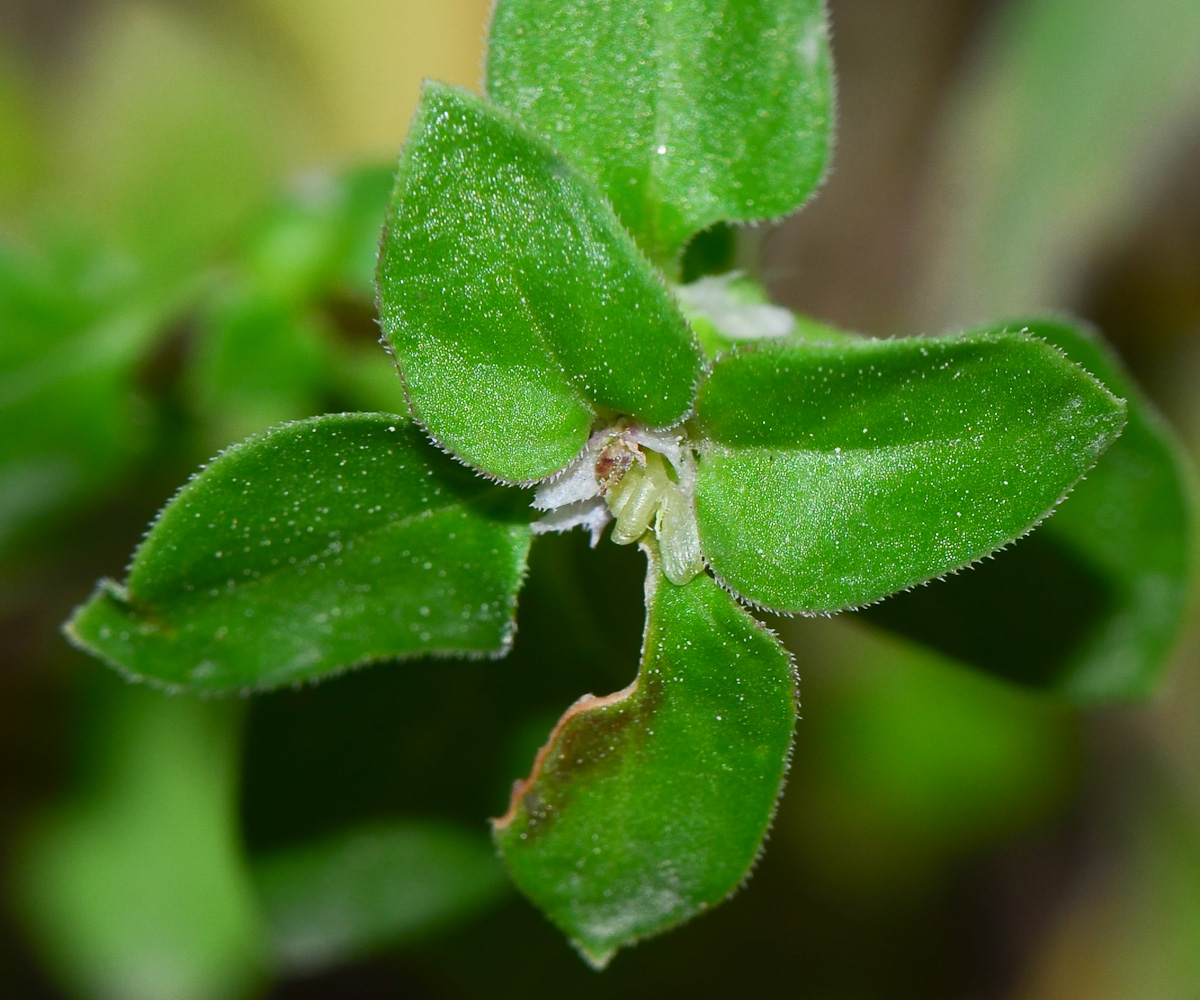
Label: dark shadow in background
xmin=240 ymin=531 xmax=649 ymax=852
xmin=862 ymin=531 xmax=1112 ymax=689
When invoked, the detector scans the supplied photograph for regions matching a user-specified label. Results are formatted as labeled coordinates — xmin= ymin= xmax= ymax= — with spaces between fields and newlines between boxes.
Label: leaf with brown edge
xmin=492 ymin=544 xmax=796 ymax=967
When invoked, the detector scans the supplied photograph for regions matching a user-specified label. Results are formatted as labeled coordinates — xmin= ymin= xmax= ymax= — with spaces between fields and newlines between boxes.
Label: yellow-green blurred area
xmin=1 ymin=0 xmax=1199 ymax=998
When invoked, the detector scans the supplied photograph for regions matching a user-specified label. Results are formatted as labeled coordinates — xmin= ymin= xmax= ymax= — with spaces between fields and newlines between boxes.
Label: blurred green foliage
xmin=781 ymin=618 xmax=1078 ymax=893
xmin=14 ymin=684 xmax=266 ymax=1000
xmin=255 ymin=820 xmax=508 ymax=973
xmin=924 ymin=0 xmax=1200 ymax=324
xmin=0 ymin=0 xmax=1198 ymax=997
xmin=0 ymin=240 xmax=158 ymax=563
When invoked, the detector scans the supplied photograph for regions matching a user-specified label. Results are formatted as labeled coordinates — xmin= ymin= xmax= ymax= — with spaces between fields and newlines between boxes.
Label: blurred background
xmin=1 ymin=0 xmax=1199 ymax=997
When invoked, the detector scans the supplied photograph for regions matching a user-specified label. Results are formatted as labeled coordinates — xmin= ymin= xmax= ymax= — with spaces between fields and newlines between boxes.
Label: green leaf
xmin=493 ymin=545 xmax=796 ymax=968
xmin=865 ymin=319 xmax=1198 ymax=701
xmin=66 ymin=413 xmax=533 ymax=693
xmin=254 ymin=820 xmax=508 ymax=972
xmin=692 ymin=331 xmax=1127 ymax=613
xmin=376 ymin=83 xmax=702 ymax=484
xmin=14 ymin=685 xmax=266 ymax=1000
xmin=487 ymin=0 xmax=834 ymax=269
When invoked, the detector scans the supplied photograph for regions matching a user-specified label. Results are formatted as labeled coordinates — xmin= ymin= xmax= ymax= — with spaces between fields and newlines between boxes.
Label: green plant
xmin=61 ymin=0 xmax=1195 ymax=970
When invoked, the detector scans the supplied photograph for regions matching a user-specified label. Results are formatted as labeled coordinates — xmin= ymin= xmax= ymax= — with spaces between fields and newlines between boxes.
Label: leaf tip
xmin=575 ymin=940 xmax=617 ymax=971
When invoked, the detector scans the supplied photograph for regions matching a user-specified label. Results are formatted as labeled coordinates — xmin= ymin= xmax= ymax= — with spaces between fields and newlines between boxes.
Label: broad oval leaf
xmin=487 ymin=0 xmax=835 ymax=269
xmin=493 ymin=545 xmax=796 ymax=968
xmin=692 ymin=332 xmax=1127 ymax=613
xmin=865 ymin=319 xmax=1198 ymax=701
xmin=376 ymin=83 xmax=702 ymax=484
xmin=66 ymin=413 xmax=533 ymax=692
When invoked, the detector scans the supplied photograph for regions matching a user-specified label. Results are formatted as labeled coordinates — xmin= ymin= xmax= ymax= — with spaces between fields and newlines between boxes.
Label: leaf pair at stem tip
xmin=63 ymin=0 xmax=1194 ymax=971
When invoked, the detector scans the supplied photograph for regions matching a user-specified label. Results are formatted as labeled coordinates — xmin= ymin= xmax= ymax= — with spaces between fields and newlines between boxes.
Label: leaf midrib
xmin=695 ymin=431 xmax=989 ymax=460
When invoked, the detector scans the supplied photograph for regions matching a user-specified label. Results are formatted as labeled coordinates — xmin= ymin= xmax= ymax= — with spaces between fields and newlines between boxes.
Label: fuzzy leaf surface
xmin=692 ymin=332 xmax=1127 ymax=613
xmin=67 ymin=414 xmax=532 ymax=692
xmin=487 ymin=0 xmax=834 ymax=269
xmin=866 ymin=319 xmax=1198 ymax=700
xmin=493 ymin=548 xmax=796 ymax=968
xmin=377 ymin=84 xmax=701 ymax=484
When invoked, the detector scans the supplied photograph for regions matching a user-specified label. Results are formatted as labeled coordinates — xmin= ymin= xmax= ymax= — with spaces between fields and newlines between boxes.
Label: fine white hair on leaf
xmin=528 ymin=419 xmax=703 ymax=582
xmin=532 ymin=450 xmax=604 ymax=510
xmin=626 ymin=423 xmax=688 ymax=478
xmin=530 ymin=499 xmax=612 ymax=547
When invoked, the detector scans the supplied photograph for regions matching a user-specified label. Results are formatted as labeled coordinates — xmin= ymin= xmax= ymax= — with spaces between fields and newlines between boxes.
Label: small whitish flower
xmin=531 ymin=420 xmax=704 ymax=584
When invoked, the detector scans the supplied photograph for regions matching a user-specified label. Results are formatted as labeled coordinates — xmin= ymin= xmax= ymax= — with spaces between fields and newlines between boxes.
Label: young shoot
xmin=531 ymin=420 xmax=704 ymax=585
